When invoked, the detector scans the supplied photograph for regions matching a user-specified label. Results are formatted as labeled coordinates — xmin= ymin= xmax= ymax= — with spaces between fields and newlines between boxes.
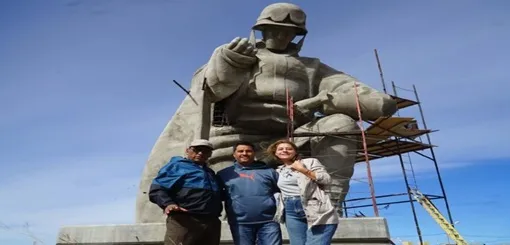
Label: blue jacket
xmin=148 ymin=156 xmax=223 ymax=217
xmin=216 ymin=161 xmax=280 ymax=224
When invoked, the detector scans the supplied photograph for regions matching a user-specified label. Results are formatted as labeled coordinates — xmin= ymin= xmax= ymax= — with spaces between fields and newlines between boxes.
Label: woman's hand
xmin=290 ymin=160 xmax=317 ymax=180
xmin=289 ymin=160 xmax=306 ymax=172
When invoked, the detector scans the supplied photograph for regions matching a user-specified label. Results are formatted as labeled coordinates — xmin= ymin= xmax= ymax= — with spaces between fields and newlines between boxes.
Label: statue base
xmin=56 ymin=218 xmax=394 ymax=245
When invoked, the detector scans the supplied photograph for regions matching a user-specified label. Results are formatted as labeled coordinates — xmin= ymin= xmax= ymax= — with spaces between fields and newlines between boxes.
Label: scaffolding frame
xmin=339 ymin=49 xmax=455 ymax=243
xmin=286 ymin=49 xmax=456 ymax=243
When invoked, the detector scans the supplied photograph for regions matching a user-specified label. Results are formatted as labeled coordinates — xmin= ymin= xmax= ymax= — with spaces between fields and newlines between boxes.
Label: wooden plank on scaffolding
xmin=364 ymin=117 xmax=432 ymax=145
xmin=355 ymin=140 xmax=434 ymax=163
xmin=365 ymin=129 xmax=432 ymax=145
xmin=367 ymin=117 xmax=415 ymax=135
xmin=391 ymin=95 xmax=418 ymax=110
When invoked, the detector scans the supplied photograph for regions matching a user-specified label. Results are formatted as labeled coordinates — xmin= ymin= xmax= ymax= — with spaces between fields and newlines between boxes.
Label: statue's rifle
xmin=172 ymin=79 xmax=198 ymax=105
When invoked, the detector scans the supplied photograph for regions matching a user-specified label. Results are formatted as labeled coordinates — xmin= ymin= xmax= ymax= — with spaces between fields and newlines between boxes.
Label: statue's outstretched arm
xmin=316 ymin=64 xmax=397 ymax=121
xmin=204 ymin=41 xmax=258 ymax=102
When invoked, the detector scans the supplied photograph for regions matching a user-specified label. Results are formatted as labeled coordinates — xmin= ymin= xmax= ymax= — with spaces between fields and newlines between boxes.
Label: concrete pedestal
xmin=56 ymin=218 xmax=394 ymax=245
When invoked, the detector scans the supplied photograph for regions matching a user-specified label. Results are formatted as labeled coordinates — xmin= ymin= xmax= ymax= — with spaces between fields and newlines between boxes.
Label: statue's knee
xmin=316 ymin=114 xmax=357 ymax=131
xmin=310 ymin=114 xmax=358 ymax=155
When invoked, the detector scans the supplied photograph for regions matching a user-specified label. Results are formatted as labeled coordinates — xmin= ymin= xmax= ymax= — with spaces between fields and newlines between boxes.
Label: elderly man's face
xmin=262 ymin=26 xmax=297 ymax=51
xmin=186 ymin=146 xmax=212 ymax=164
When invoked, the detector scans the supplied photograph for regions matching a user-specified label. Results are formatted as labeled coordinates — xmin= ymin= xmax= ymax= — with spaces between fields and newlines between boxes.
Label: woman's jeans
xmin=284 ymin=196 xmax=338 ymax=245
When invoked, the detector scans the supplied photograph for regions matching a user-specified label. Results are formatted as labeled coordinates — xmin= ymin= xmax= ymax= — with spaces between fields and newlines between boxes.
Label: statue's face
xmin=262 ymin=26 xmax=297 ymax=51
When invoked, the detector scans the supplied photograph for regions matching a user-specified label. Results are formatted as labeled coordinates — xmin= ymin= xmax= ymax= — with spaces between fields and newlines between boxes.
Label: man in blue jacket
xmin=149 ymin=139 xmax=223 ymax=245
xmin=216 ymin=141 xmax=282 ymax=245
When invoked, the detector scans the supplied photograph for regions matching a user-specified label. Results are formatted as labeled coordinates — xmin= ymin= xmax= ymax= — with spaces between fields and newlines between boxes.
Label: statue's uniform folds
xmin=136 ymin=3 xmax=396 ymax=223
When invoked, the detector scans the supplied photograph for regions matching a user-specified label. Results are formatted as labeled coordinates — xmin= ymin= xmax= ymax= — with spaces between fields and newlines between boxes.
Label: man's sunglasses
xmin=190 ymin=146 xmax=213 ymax=153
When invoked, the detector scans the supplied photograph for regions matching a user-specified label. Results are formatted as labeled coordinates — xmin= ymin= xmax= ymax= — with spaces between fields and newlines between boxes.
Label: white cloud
xmin=0 ymin=197 xmax=135 ymax=244
xmin=352 ymin=157 xmax=479 ymax=184
xmin=0 ymin=155 xmax=143 ymax=244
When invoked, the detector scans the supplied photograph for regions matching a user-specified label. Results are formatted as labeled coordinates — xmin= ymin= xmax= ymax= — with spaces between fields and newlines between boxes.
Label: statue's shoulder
xmin=296 ymin=56 xmax=323 ymax=70
xmin=299 ymin=58 xmax=343 ymax=76
xmin=296 ymin=56 xmax=320 ymax=64
xmin=192 ymin=64 xmax=207 ymax=77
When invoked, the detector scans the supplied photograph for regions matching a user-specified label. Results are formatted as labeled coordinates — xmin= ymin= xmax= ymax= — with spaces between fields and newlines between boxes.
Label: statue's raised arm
xmin=204 ymin=37 xmax=258 ymax=102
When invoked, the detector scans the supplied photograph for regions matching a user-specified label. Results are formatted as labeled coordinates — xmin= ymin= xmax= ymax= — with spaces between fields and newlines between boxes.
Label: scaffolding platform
xmin=355 ymin=116 xmax=435 ymax=163
xmin=391 ymin=95 xmax=419 ymax=110
xmin=339 ymin=56 xmax=456 ymax=244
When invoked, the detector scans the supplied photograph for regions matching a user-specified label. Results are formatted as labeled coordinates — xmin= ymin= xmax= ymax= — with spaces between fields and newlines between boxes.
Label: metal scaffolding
xmin=339 ymin=49 xmax=455 ymax=243
xmin=283 ymin=49 xmax=456 ymax=243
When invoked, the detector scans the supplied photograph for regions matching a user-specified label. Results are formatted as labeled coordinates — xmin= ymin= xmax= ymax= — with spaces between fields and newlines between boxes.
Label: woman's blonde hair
xmin=266 ymin=139 xmax=299 ymax=162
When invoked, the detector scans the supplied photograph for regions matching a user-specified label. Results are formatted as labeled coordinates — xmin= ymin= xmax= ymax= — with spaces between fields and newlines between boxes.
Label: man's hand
xmin=226 ymin=37 xmax=257 ymax=57
xmin=164 ymin=204 xmax=188 ymax=214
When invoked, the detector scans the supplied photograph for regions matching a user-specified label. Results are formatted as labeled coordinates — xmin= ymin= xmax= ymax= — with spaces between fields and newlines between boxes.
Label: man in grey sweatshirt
xmin=216 ymin=141 xmax=282 ymax=245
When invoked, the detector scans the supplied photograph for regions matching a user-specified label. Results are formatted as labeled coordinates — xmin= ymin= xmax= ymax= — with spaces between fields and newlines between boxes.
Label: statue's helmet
xmin=252 ymin=3 xmax=307 ymax=36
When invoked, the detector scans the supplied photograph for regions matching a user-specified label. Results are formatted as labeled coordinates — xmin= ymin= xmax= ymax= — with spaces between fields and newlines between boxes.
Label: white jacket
xmin=274 ymin=158 xmax=339 ymax=228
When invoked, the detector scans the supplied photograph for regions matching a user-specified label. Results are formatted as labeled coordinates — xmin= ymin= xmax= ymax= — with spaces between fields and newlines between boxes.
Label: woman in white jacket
xmin=267 ymin=139 xmax=339 ymax=245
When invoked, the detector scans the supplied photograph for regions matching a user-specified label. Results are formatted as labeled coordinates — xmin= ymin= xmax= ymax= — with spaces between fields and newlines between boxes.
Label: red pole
xmin=353 ymin=82 xmax=380 ymax=217
xmin=286 ymin=87 xmax=294 ymax=141
xmin=289 ymin=95 xmax=294 ymax=142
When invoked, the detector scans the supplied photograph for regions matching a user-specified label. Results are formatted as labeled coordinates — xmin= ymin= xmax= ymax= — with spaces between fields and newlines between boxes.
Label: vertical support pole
xmin=412 ymin=84 xmax=455 ymax=226
xmin=392 ymin=81 xmax=424 ymax=244
xmin=343 ymin=200 xmax=349 ymax=218
xmin=374 ymin=49 xmax=388 ymax=94
xmin=286 ymin=87 xmax=294 ymax=141
xmin=353 ymin=81 xmax=379 ymax=217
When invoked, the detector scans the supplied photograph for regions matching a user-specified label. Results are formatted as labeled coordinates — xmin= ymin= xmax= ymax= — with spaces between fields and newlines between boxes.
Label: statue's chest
xmin=247 ymin=54 xmax=311 ymax=102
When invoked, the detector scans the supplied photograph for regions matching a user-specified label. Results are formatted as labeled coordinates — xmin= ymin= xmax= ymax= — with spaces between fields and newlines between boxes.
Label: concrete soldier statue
xmin=136 ymin=2 xmax=397 ymax=223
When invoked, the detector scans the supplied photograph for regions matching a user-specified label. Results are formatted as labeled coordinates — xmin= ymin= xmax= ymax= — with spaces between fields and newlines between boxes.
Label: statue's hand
xmin=226 ymin=37 xmax=257 ymax=57
xmin=294 ymin=90 xmax=332 ymax=116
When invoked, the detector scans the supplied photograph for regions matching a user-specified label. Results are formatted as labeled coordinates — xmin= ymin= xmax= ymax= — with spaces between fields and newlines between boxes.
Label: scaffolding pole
xmin=286 ymin=86 xmax=295 ymax=141
xmin=353 ymin=81 xmax=379 ymax=217
xmin=374 ymin=49 xmax=388 ymax=94
xmin=413 ymin=84 xmax=455 ymax=226
xmin=392 ymin=81 xmax=424 ymax=244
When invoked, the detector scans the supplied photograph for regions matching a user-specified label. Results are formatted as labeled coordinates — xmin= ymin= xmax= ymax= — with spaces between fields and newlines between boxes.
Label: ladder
xmin=409 ymin=189 xmax=468 ymax=245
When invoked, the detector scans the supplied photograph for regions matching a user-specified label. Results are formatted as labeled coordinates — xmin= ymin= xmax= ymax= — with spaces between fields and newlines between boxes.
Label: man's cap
xmin=189 ymin=139 xmax=213 ymax=149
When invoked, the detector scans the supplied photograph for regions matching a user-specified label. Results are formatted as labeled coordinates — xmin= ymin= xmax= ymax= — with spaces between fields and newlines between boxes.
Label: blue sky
xmin=0 ymin=0 xmax=509 ymax=244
